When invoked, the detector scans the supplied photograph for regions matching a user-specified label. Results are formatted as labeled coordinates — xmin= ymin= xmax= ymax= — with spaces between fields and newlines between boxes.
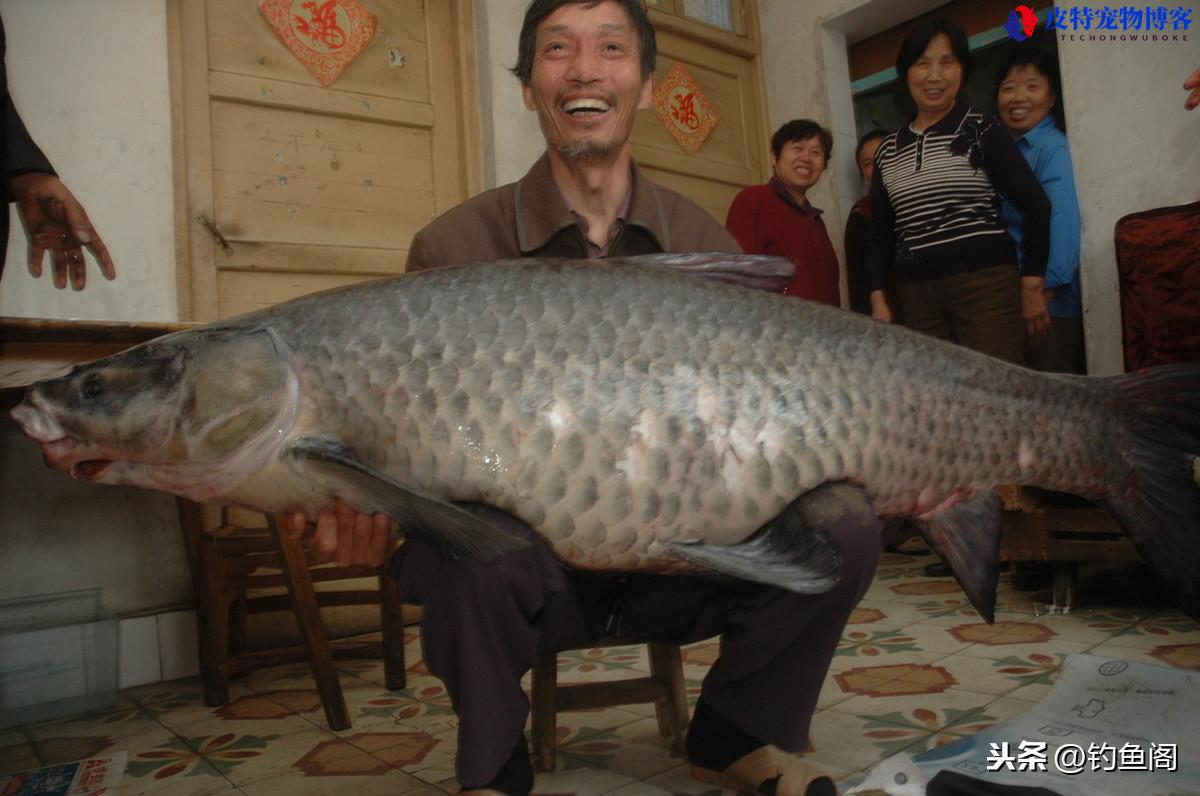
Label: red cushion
xmin=1114 ymin=201 xmax=1200 ymax=371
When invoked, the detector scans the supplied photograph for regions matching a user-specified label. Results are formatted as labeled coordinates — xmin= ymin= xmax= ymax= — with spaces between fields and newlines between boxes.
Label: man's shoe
xmin=691 ymin=745 xmax=836 ymax=796
xmin=686 ymin=698 xmax=835 ymax=795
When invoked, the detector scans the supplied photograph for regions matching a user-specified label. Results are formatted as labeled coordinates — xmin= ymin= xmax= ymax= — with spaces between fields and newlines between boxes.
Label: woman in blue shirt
xmin=996 ymin=48 xmax=1086 ymax=374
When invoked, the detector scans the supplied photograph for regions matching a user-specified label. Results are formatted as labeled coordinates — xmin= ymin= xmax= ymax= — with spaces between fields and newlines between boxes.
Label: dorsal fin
xmin=619 ymin=252 xmax=794 ymax=293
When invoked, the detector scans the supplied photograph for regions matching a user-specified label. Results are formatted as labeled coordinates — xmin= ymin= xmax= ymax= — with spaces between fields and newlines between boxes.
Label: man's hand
xmin=279 ymin=500 xmax=395 ymax=567
xmin=1021 ymin=275 xmax=1051 ymax=350
xmin=869 ymin=290 xmax=894 ymax=323
xmin=11 ymin=172 xmax=115 ymax=290
xmin=1185 ymin=66 xmax=1200 ymax=111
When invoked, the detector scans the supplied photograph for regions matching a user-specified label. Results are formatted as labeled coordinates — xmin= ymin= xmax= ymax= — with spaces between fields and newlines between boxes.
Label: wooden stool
xmin=182 ymin=504 xmax=406 ymax=731
xmin=530 ymin=642 xmax=690 ymax=772
xmin=1000 ymin=487 xmax=1139 ymax=610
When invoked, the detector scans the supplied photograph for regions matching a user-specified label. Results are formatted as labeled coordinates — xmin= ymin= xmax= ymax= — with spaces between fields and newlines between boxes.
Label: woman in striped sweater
xmin=865 ymin=17 xmax=1051 ymax=365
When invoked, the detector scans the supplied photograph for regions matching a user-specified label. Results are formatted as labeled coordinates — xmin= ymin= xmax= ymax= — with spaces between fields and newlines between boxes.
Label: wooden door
xmin=633 ymin=1 xmax=770 ymax=223
xmin=169 ymin=0 xmax=480 ymax=321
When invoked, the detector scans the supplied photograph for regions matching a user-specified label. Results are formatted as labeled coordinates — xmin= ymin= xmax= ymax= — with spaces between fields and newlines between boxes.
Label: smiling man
xmin=725 ymin=120 xmax=841 ymax=306
xmin=401 ymin=0 xmax=734 ymax=270
xmin=285 ymin=3 xmax=878 ymax=794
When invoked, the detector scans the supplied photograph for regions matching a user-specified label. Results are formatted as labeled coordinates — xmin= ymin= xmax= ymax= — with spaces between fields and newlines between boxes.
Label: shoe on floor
xmin=691 ymin=745 xmax=837 ymax=796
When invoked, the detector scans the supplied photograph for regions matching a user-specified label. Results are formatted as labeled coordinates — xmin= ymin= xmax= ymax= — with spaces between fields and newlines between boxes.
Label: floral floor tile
xmin=550 ymin=645 xmax=652 ymax=684
xmin=934 ymin=652 xmax=1064 ymax=696
xmin=1087 ymin=641 xmax=1200 ymax=670
xmin=950 ymin=627 xmax=1092 ymax=663
xmin=236 ymin=663 xmax=319 ymax=692
xmin=121 ymin=756 xmax=234 ymax=796
xmin=529 ymin=754 xmax=638 ymax=795
xmin=33 ymin=726 xmax=177 ymax=768
xmin=603 ymin=781 xmax=675 ymax=795
xmin=381 ymin=725 xmax=456 ymax=785
xmin=177 ymin=726 xmax=348 ymax=788
xmin=815 ymin=672 xmax=855 ymax=711
xmin=644 ymin=761 xmax=730 ymax=795
xmin=806 ymin=709 xmax=931 ymax=773
xmin=167 ymin=706 xmax=316 ymax=738
xmin=826 ymin=649 xmax=947 ymax=675
xmin=557 ymin=716 xmax=681 ymax=780
xmin=833 ymin=687 xmax=995 ymax=734
xmin=1002 ymin=673 xmax=1056 ymax=703
xmin=123 ymin=682 xmax=254 ymax=729
xmin=238 ymin=766 xmax=431 ymax=795
xmin=844 ymin=601 xmax=928 ymax=631
xmin=22 ymin=699 xmax=163 ymax=742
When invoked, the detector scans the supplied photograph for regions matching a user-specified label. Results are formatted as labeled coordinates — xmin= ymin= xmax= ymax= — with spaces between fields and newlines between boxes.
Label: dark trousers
xmin=1027 ymin=315 xmax=1086 ymax=374
xmin=895 ymin=265 xmax=1025 ymax=365
xmin=391 ymin=504 xmax=882 ymax=786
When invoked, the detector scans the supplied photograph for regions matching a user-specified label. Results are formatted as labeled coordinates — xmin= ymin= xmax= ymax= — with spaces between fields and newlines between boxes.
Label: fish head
xmin=10 ymin=325 xmax=299 ymax=500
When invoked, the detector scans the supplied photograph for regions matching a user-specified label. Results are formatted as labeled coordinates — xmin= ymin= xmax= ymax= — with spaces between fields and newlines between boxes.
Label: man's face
xmin=771 ymin=135 xmax=827 ymax=199
xmin=522 ymin=0 xmax=653 ymax=161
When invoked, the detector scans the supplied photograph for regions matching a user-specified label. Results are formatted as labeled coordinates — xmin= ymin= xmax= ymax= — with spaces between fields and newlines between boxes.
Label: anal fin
xmin=915 ymin=491 xmax=1004 ymax=623
xmin=664 ymin=483 xmax=869 ymax=594
xmin=287 ymin=436 xmax=529 ymax=562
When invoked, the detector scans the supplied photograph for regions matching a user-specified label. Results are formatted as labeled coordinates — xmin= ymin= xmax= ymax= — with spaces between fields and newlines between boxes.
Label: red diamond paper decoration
xmin=653 ymin=63 xmax=720 ymax=155
xmin=259 ymin=0 xmax=377 ymax=87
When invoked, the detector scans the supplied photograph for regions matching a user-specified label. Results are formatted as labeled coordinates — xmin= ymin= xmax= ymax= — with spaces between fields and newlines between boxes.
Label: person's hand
xmin=10 ymin=172 xmax=115 ymax=290
xmin=279 ymin=499 xmax=395 ymax=567
xmin=1021 ymin=276 xmax=1051 ymax=350
xmin=1185 ymin=66 xmax=1200 ymax=111
xmin=869 ymin=290 xmax=894 ymax=323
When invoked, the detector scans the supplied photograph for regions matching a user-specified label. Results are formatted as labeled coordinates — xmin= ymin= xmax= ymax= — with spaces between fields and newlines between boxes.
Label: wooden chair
xmin=530 ymin=641 xmax=690 ymax=772
xmin=178 ymin=502 xmax=407 ymax=731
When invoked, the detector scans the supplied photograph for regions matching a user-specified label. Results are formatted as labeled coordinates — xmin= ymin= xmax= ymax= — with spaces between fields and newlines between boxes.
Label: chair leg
xmin=269 ymin=519 xmax=351 ymax=731
xmin=378 ymin=568 xmax=407 ymax=691
xmin=197 ymin=542 xmax=231 ymax=707
xmin=531 ymin=650 xmax=559 ymax=773
xmin=648 ymin=643 xmax=690 ymax=756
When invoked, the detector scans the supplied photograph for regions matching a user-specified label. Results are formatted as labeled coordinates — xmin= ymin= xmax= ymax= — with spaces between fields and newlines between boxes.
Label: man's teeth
xmin=564 ymin=98 xmax=611 ymax=115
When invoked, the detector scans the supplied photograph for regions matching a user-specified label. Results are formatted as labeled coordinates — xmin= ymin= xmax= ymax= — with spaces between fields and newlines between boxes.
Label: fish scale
xmin=271 ymin=262 xmax=1077 ymax=568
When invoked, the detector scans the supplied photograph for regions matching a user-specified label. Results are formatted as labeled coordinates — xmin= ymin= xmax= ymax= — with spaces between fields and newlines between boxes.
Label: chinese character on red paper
xmin=259 ymin=0 xmax=377 ymax=87
xmin=653 ymin=63 xmax=719 ymax=155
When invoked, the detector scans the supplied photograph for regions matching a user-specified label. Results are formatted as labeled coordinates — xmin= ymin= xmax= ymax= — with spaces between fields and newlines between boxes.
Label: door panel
xmin=172 ymin=0 xmax=477 ymax=321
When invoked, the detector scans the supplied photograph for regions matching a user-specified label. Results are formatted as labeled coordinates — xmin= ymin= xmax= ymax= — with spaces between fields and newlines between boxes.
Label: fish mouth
xmin=34 ymin=435 xmax=111 ymax=480
xmin=69 ymin=459 xmax=113 ymax=481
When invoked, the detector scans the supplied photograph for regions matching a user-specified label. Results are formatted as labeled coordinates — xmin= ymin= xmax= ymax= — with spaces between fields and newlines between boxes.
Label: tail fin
xmin=1100 ymin=365 xmax=1200 ymax=621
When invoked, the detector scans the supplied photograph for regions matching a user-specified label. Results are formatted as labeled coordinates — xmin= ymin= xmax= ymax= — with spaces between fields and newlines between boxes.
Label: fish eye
xmin=81 ymin=374 xmax=105 ymax=400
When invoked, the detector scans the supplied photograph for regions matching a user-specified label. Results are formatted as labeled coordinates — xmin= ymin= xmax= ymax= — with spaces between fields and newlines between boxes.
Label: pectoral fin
xmin=664 ymin=483 xmax=871 ymax=594
xmin=914 ymin=491 xmax=1004 ymax=624
xmin=287 ymin=436 xmax=530 ymax=562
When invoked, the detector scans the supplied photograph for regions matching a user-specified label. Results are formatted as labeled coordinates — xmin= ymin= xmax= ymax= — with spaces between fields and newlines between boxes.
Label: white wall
xmin=0 ymin=0 xmax=190 ymax=620
xmin=763 ymin=0 xmax=1199 ymax=376
xmin=0 ymin=0 xmax=176 ymax=321
xmin=473 ymin=0 xmax=545 ymax=188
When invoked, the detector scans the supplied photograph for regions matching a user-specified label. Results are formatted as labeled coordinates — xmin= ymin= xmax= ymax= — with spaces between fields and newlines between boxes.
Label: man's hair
xmin=993 ymin=45 xmax=1066 ymax=131
xmin=770 ymin=119 xmax=833 ymax=160
xmin=895 ymin=16 xmax=972 ymax=85
xmin=511 ymin=0 xmax=657 ymax=85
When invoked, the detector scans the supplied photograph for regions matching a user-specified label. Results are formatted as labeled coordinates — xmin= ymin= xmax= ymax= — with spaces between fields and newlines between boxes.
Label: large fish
xmin=10 ymin=256 xmax=1200 ymax=622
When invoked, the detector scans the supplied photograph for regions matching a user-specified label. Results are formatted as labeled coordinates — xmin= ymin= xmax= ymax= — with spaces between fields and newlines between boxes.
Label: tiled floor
xmin=3 ymin=551 xmax=1198 ymax=794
